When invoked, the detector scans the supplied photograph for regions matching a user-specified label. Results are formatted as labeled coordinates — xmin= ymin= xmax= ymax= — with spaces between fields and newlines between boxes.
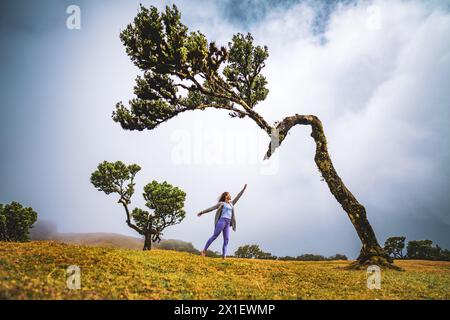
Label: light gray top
xmin=220 ymin=202 xmax=233 ymax=219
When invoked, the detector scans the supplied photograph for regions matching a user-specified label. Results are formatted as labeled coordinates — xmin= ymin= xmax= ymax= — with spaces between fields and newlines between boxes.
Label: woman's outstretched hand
xmin=197 ymin=212 xmax=202 ymax=217
xmin=244 ymin=183 xmax=247 ymax=189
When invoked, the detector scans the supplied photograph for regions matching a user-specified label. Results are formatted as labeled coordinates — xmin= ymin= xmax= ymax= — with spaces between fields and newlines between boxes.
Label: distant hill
xmin=31 ymin=231 xmax=204 ymax=252
xmin=30 ymin=220 xmax=144 ymax=249
xmin=29 ymin=220 xmax=198 ymax=251
xmin=52 ymin=232 xmax=145 ymax=250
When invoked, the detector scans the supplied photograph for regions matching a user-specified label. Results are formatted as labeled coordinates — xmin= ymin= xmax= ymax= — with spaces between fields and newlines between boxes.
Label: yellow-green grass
xmin=0 ymin=241 xmax=449 ymax=300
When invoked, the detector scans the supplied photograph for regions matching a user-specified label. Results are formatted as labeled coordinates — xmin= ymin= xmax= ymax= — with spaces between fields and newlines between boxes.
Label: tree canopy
xmin=90 ymin=160 xmax=141 ymax=204
xmin=234 ymin=244 xmax=274 ymax=259
xmin=384 ymin=236 xmax=406 ymax=259
xmin=113 ymin=4 xmax=272 ymax=135
xmin=0 ymin=201 xmax=38 ymax=242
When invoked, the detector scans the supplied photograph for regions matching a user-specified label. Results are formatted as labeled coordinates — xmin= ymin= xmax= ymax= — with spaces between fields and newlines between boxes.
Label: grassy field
xmin=0 ymin=241 xmax=449 ymax=300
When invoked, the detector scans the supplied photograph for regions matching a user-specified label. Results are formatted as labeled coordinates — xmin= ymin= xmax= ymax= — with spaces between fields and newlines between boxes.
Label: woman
xmin=197 ymin=184 xmax=247 ymax=259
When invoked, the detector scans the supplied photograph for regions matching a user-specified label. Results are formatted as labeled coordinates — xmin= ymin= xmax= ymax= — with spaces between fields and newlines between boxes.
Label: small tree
xmin=234 ymin=244 xmax=272 ymax=259
xmin=328 ymin=254 xmax=348 ymax=261
xmin=406 ymin=240 xmax=433 ymax=260
xmin=205 ymin=250 xmax=221 ymax=258
xmin=0 ymin=201 xmax=38 ymax=242
xmin=296 ymin=254 xmax=327 ymax=261
xmin=156 ymin=239 xmax=199 ymax=254
xmin=234 ymin=245 xmax=255 ymax=258
xmin=440 ymin=249 xmax=450 ymax=261
xmin=278 ymin=256 xmax=296 ymax=261
xmin=384 ymin=236 xmax=406 ymax=259
xmin=90 ymin=161 xmax=186 ymax=250
xmin=113 ymin=4 xmax=395 ymax=269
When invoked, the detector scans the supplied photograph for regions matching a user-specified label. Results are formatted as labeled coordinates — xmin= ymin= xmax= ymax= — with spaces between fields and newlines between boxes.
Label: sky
xmin=0 ymin=0 xmax=449 ymax=258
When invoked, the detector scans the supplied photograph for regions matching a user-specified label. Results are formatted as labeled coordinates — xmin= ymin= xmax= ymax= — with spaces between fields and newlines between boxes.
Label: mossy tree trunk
xmin=120 ymin=199 xmax=153 ymax=251
xmin=143 ymin=231 xmax=152 ymax=251
xmin=266 ymin=114 xmax=399 ymax=270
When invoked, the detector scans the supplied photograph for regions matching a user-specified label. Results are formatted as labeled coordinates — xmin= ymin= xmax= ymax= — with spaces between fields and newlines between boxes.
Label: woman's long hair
xmin=218 ymin=192 xmax=229 ymax=202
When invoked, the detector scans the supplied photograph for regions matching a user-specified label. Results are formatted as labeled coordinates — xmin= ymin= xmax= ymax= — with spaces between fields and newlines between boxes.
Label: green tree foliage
xmin=277 ymin=256 xmax=297 ymax=261
xmin=234 ymin=246 xmax=349 ymax=261
xmin=156 ymin=239 xmax=198 ymax=254
xmin=441 ymin=249 xmax=450 ymax=261
xmin=203 ymin=250 xmax=221 ymax=258
xmin=328 ymin=254 xmax=348 ymax=261
xmin=234 ymin=244 xmax=275 ymax=259
xmin=295 ymin=254 xmax=327 ymax=261
xmin=277 ymin=254 xmax=348 ymax=261
xmin=384 ymin=236 xmax=406 ymax=259
xmin=132 ymin=181 xmax=186 ymax=244
xmin=90 ymin=160 xmax=141 ymax=203
xmin=0 ymin=202 xmax=38 ymax=242
xmin=406 ymin=240 xmax=450 ymax=261
xmin=113 ymin=4 xmax=271 ymax=133
xmin=90 ymin=161 xmax=186 ymax=250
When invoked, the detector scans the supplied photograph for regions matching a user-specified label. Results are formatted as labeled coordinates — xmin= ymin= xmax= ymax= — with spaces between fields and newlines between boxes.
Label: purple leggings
xmin=203 ymin=217 xmax=231 ymax=256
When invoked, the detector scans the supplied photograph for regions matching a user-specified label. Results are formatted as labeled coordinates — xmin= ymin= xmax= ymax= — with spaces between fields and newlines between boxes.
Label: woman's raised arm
xmin=232 ymin=184 xmax=247 ymax=205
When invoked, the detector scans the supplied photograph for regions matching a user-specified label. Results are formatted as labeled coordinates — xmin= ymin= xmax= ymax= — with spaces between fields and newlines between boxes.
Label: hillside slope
xmin=0 ymin=241 xmax=449 ymax=299
xmin=52 ymin=232 xmax=144 ymax=250
xmin=31 ymin=229 xmax=199 ymax=253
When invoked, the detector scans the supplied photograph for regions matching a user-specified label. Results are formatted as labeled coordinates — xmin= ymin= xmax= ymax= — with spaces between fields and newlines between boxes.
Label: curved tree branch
xmin=264 ymin=114 xmax=395 ymax=268
xmin=118 ymin=199 xmax=143 ymax=235
xmin=190 ymin=75 xmax=273 ymax=134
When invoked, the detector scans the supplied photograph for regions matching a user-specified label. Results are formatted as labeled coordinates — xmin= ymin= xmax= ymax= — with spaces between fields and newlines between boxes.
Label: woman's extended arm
xmin=197 ymin=203 xmax=221 ymax=217
xmin=232 ymin=184 xmax=247 ymax=205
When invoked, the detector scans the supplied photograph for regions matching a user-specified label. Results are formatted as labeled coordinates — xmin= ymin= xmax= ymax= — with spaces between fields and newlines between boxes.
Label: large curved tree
xmin=113 ymin=5 xmax=397 ymax=269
